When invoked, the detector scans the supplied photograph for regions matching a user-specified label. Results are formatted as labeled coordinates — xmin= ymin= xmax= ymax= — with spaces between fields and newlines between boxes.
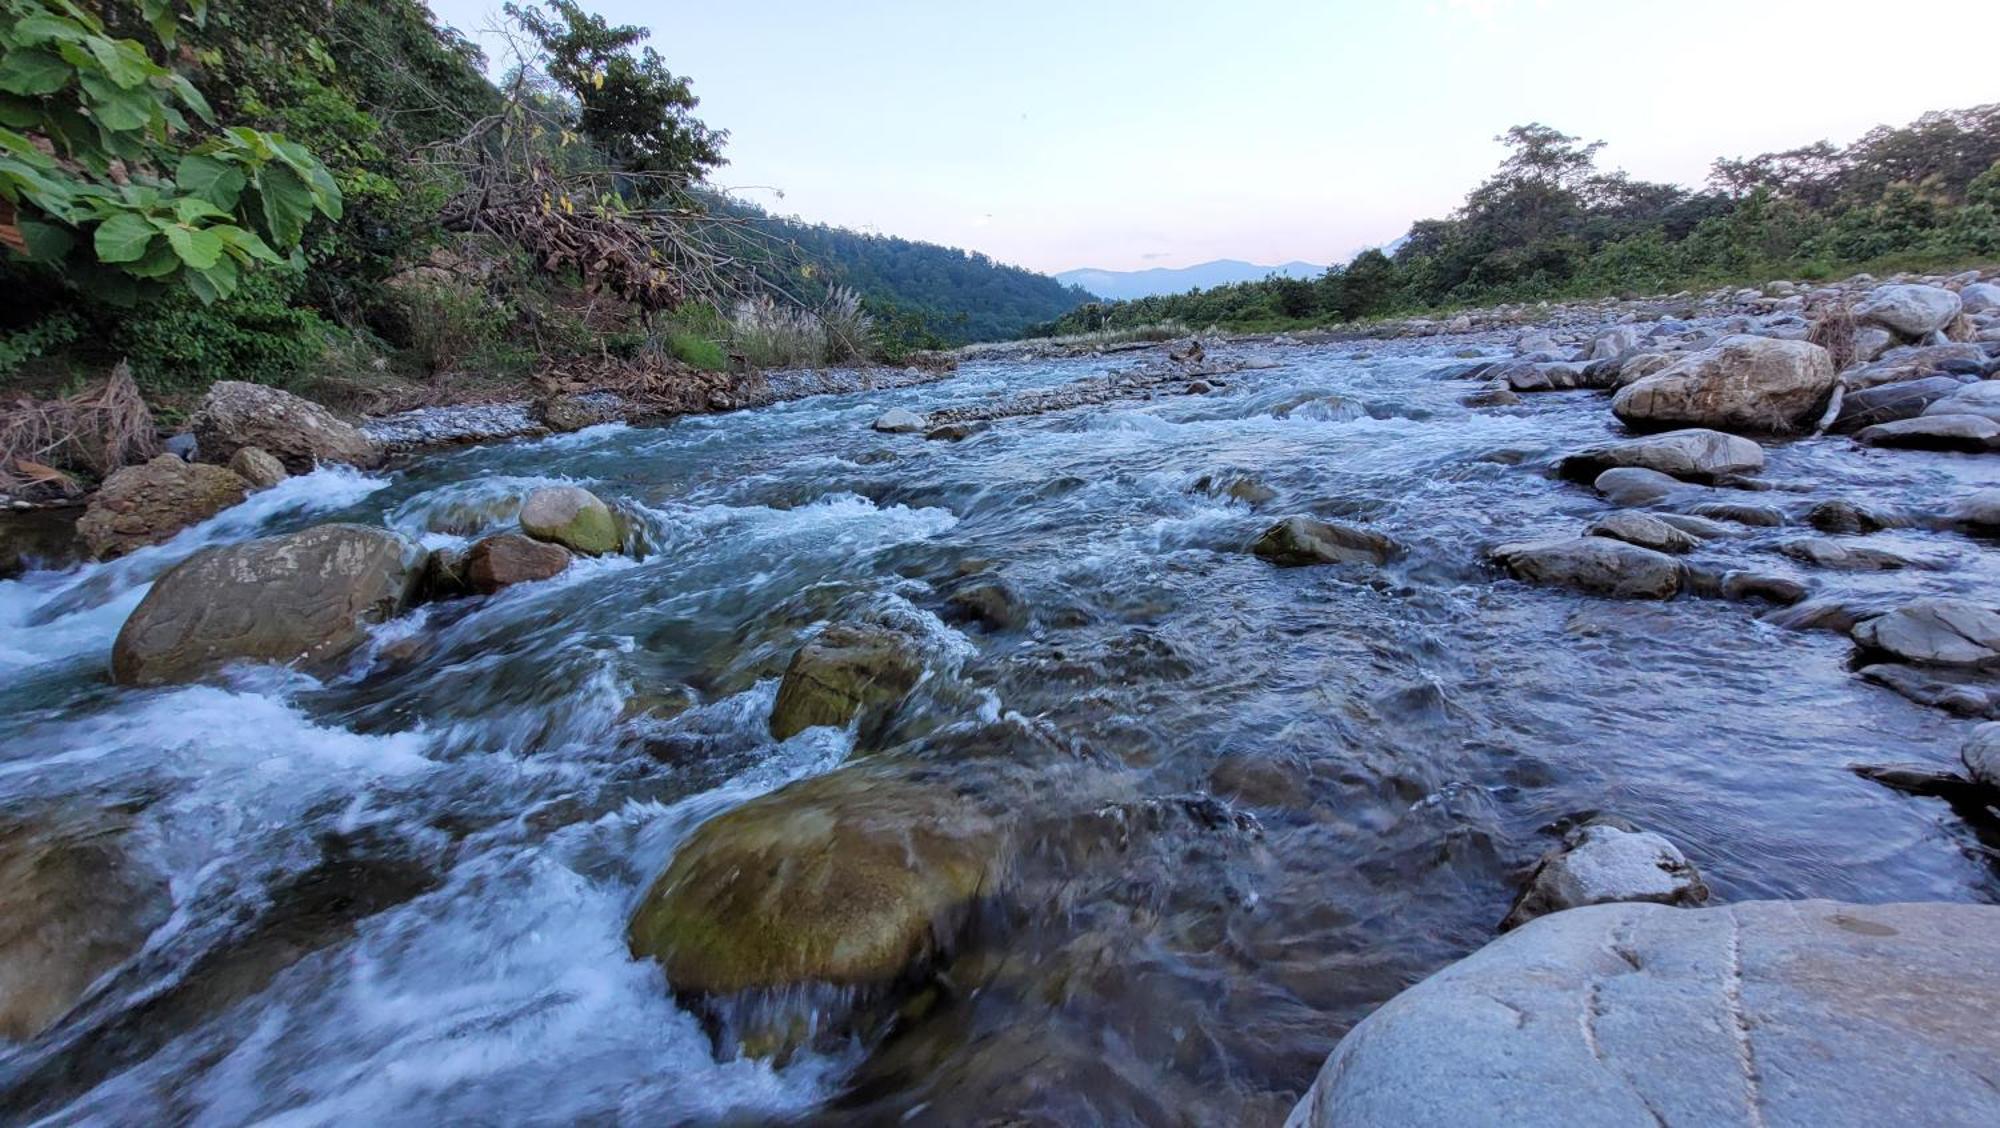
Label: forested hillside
xmin=1040 ymin=107 xmax=2000 ymax=335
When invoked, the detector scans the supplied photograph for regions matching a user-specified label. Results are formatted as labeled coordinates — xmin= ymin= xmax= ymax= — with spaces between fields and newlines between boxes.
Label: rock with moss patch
xmin=1251 ymin=515 xmax=1398 ymax=567
xmin=627 ymin=766 xmax=999 ymax=1057
xmin=768 ymin=622 xmax=927 ymax=740
xmin=518 ymin=485 xmax=620 ymax=556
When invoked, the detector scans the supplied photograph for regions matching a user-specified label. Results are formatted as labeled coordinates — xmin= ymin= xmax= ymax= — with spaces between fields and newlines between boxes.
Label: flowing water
xmin=4 ymin=340 xmax=1999 ymax=1125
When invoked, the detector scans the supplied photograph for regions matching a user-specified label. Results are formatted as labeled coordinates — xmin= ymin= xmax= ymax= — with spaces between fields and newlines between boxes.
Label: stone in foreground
xmin=1250 ymin=515 xmax=1399 ymax=567
xmin=464 ymin=533 xmax=572 ymax=593
xmin=628 ymin=766 xmax=998 ymax=1056
xmin=76 ymin=454 xmax=248 ymax=559
xmin=1851 ymin=598 xmax=2000 ymax=667
xmin=768 ymin=622 xmax=927 ymax=740
xmin=1499 ymin=817 xmax=1706 ymax=931
xmin=518 ymin=485 xmax=620 ymax=556
xmin=1558 ymin=428 xmax=1765 ymax=483
xmin=1489 ymin=537 xmax=1681 ymax=599
xmin=111 ymin=524 xmax=422 ymax=685
xmin=190 ymin=380 xmax=383 ymax=472
xmin=1285 ymin=900 xmax=2000 ymax=1128
xmin=1610 ymin=336 xmax=1835 ymax=434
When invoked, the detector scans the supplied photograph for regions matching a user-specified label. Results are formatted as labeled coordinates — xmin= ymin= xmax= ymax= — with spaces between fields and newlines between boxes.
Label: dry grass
xmin=1808 ymin=297 xmax=1858 ymax=371
xmin=0 ymin=362 xmax=159 ymax=496
xmin=729 ymin=287 xmax=876 ymax=368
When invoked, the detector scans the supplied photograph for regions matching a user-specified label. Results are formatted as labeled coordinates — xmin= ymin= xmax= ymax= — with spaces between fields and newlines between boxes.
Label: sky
xmin=427 ymin=0 xmax=2000 ymax=276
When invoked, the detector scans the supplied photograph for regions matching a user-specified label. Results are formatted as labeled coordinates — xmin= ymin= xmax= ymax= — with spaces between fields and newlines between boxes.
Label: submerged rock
xmin=943 ymin=575 xmax=1025 ymax=631
xmin=1558 ymin=429 xmax=1764 ymax=483
xmin=1859 ymin=664 xmax=2000 ymax=717
xmin=518 ymin=485 xmax=620 ymax=556
xmin=1682 ymin=500 xmax=1785 ymax=527
xmin=627 ymin=765 xmax=999 ymax=1057
xmin=1776 ymin=538 xmax=1914 ymax=571
xmin=1951 ymin=488 xmax=2000 ymax=532
xmin=111 ymin=524 xmax=422 ymax=686
xmin=1250 ymin=515 xmax=1399 ymax=567
xmin=1592 ymin=467 xmax=1686 ymax=507
xmin=1285 ymin=900 xmax=2000 ymax=1127
xmin=1489 ymin=537 xmax=1681 ymax=599
xmin=768 ymin=622 xmax=927 ymax=740
xmin=1610 ymin=336 xmax=1835 ymax=434
xmin=1804 ymin=499 xmax=1904 ymax=535
xmin=190 ymin=380 xmax=383 ymax=473
xmin=0 ymin=813 xmax=172 ymax=1041
xmin=1852 ymin=599 xmax=2000 ymax=667
xmin=76 ymin=454 xmax=248 ymax=559
xmin=464 ymin=533 xmax=572 ymax=593
xmin=1499 ymin=817 xmax=1707 ymax=932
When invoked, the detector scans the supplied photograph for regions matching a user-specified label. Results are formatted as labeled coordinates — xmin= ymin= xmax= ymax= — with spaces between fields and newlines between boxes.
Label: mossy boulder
xmin=768 ymin=622 xmax=927 ymax=740
xmin=628 ymin=766 xmax=1000 ymax=1056
xmin=518 ymin=485 xmax=620 ymax=556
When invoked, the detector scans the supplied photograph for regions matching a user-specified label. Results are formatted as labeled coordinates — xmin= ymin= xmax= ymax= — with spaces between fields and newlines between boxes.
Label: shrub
xmin=395 ymin=279 xmax=513 ymax=375
xmin=114 ymin=271 xmax=330 ymax=389
xmin=664 ymin=330 xmax=725 ymax=370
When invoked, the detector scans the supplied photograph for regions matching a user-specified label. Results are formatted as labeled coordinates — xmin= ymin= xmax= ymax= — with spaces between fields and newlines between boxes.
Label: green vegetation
xmin=1038 ymin=106 xmax=2000 ymax=336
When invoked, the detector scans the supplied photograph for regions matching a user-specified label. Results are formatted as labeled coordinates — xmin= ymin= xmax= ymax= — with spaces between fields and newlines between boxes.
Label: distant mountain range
xmin=1056 ymin=259 xmax=1327 ymax=301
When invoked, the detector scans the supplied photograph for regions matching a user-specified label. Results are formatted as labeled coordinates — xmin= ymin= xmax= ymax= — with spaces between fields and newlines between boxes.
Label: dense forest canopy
xmin=1039 ymin=105 xmax=2000 ymax=336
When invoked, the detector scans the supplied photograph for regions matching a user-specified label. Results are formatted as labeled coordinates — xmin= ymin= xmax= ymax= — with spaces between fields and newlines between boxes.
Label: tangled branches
xmin=1 ymin=362 xmax=159 ymax=496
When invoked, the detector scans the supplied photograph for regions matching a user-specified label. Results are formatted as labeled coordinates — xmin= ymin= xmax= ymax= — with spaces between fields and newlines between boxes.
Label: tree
xmin=504 ymin=0 xmax=725 ymax=186
xmin=0 ymin=0 xmax=342 ymax=304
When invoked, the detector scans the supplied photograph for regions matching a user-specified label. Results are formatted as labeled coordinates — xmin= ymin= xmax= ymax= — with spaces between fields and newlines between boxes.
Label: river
xmin=3 ymin=337 xmax=1996 ymax=1124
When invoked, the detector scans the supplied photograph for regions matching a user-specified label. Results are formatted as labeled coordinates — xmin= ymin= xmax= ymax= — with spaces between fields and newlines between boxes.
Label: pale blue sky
xmin=429 ymin=0 xmax=2000 ymax=275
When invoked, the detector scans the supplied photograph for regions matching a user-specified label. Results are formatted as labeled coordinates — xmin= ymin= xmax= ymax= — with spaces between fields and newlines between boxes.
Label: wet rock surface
xmin=1498 ymin=816 xmax=1708 ymax=931
xmin=1286 ymin=900 xmax=2000 ymax=1128
xmin=768 ymin=621 xmax=929 ymax=740
xmin=76 ymin=454 xmax=248 ymax=559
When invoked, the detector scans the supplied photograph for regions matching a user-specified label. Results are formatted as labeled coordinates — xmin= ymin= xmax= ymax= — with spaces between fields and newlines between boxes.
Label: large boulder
xmin=518 ymin=485 xmax=620 ymax=556
xmin=1284 ymin=900 xmax=2000 ymax=1128
xmin=1856 ymin=283 xmax=1962 ymax=339
xmin=1499 ymin=817 xmax=1707 ymax=932
xmin=111 ymin=524 xmax=422 ymax=686
xmin=627 ymin=765 xmax=999 ymax=1056
xmin=464 ymin=533 xmax=571 ymax=593
xmin=76 ymin=454 xmax=248 ymax=559
xmin=189 ymin=381 xmax=383 ymax=473
xmin=1489 ymin=537 xmax=1682 ymax=599
xmin=0 ymin=813 xmax=172 ymax=1041
xmin=1854 ymin=414 xmax=2000 ymax=452
xmin=768 ymin=622 xmax=927 ymax=740
xmin=1558 ymin=429 xmax=1764 ymax=483
xmin=1610 ymin=336 xmax=1836 ymax=434
xmin=226 ymin=446 xmax=288 ymax=491
xmin=1851 ymin=598 xmax=2000 ymax=667
xmin=1250 ymin=516 xmax=1399 ymax=567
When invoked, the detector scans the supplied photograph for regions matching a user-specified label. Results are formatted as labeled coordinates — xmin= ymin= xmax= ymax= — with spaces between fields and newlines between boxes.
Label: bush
xmin=114 ymin=272 xmax=330 ymax=389
xmin=395 ymin=279 xmax=513 ymax=375
xmin=665 ymin=330 xmax=725 ymax=370
xmin=726 ymin=288 xmax=875 ymax=368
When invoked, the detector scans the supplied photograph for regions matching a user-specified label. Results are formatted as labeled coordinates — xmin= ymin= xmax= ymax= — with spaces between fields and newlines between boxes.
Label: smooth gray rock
xmin=1489 ymin=537 xmax=1681 ymax=599
xmin=1499 ymin=818 xmax=1706 ymax=932
xmin=871 ymin=407 xmax=927 ymax=433
xmin=1776 ymin=538 xmax=1913 ymax=571
xmin=1285 ymin=900 xmax=2000 ymax=1128
xmin=1856 ymin=283 xmax=1962 ymax=338
xmin=1852 ymin=598 xmax=2000 ymax=667
xmin=1593 ymin=467 xmax=1687 ymax=507
xmin=1251 ymin=516 xmax=1399 ymax=567
xmin=1951 ymin=488 xmax=2000 ymax=531
xmin=1959 ymin=281 xmax=2000 ymax=315
xmin=1859 ymin=664 xmax=2000 ymax=717
xmin=1497 ymin=360 xmax=1602 ymax=392
xmin=1922 ymin=380 xmax=2000 ymax=423
xmin=1855 ymin=414 xmax=2000 ymax=452
xmin=1831 ymin=375 xmax=1971 ymax=432
xmin=1962 ymin=722 xmax=2000 ymax=789
xmin=1585 ymin=511 xmax=1698 ymax=554
xmin=1683 ymin=501 xmax=1785 ymax=527
xmin=1559 ymin=429 xmax=1764 ymax=483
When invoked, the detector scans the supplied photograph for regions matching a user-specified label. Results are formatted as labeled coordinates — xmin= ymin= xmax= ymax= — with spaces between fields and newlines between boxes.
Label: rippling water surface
xmin=4 ymin=341 xmax=1999 ymax=1125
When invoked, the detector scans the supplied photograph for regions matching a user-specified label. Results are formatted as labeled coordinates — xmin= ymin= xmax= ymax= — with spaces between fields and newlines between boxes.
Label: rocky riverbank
xmin=6 ymin=266 xmax=2000 ymax=1123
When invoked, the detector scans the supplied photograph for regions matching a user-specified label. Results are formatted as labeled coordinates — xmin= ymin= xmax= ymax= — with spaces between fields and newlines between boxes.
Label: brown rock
xmin=226 ymin=446 xmax=289 ymax=490
xmin=190 ymin=381 xmax=382 ymax=473
xmin=464 ymin=533 xmax=572 ymax=593
xmin=76 ymin=454 xmax=248 ymax=559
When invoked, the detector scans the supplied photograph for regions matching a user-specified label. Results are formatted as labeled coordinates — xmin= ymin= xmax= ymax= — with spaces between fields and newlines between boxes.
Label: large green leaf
xmin=12 ymin=15 xmax=87 ymax=46
xmin=172 ymin=195 xmax=229 ymax=223
xmin=175 ymin=153 xmax=244 ymax=209
xmin=167 ymin=73 xmax=213 ymax=125
xmin=164 ymin=223 xmax=223 ymax=269
xmin=16 ymin=217 xmax=74 ymax=261
xmin=0 ymin=48 xmax=72 ymax=96
xmin=83 ymin=36 xmax=151 ymax=89
xmin=76 ymin=72 xmax=154 ymax=132
xmin=255 ymin=162 xmax=313 ymax=248
xmin=91 ymin=211 xmax=156 ymax=262
xmin=123 ymin=237 xmax=181 ymax=278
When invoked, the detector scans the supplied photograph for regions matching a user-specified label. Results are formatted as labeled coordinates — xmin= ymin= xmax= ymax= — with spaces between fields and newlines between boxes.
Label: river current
xmin=3 ymin=340 xmax=1997 ymax=1124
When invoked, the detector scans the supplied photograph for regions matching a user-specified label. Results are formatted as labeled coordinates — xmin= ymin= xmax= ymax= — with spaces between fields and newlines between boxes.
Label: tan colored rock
xmin=1250 ymin=515 xmax=1399 ymax=567
xmin=76 ymin=454 xmax=248 ymax=559
xmin=226 ymin=446 xmax=288 ymax=490
xmin=112 ymin=524 xmax=422 ymax=686
xmin=190 ymin=381 xmax=383 ymax=473
xmin=1611 ymin=336 xmax=1836 ymax=433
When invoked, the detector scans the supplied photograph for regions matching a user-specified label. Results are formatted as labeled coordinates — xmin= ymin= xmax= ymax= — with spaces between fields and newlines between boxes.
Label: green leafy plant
xmin=0 ymin=0 xmax=341 ymax=303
